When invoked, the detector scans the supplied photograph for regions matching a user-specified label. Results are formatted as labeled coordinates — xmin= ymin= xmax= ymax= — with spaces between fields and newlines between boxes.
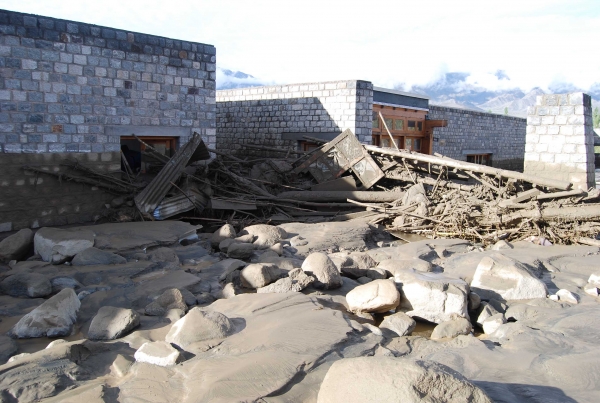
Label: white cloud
xmin=1 ymin=0 xmax=598 ymax=92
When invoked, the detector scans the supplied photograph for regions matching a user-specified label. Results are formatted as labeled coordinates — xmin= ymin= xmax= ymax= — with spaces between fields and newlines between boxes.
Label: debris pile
xmin=24 ymin=129 xmax=600 ymax=245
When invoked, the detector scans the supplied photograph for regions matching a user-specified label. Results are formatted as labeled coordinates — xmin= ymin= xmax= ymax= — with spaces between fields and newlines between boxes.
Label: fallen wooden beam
xmin=277 ymin=190 xmax=404 ymax=203
xmin=365 ymin=145 xmax=573 ymax=190
xmin=482 ymin=204 xmax=600 ymax=225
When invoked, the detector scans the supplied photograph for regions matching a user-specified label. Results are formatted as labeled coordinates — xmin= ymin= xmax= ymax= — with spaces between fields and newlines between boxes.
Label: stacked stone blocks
xmin=524 ymin=93 xmax=594 ymax=189
xmin=216 ymin=80 xmax=373 ymax=155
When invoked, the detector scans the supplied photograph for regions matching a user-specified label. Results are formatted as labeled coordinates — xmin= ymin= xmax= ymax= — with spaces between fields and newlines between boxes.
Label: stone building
xmin=0 ymin=9 xmax=216 ymax=231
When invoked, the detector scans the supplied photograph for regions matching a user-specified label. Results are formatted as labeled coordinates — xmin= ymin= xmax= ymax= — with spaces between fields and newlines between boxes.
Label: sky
xmin=1 ymin=0 xmax=599 ymax=93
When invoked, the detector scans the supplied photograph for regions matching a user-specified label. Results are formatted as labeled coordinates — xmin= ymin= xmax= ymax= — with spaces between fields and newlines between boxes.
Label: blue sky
xmin=1 ymin=0 xmax=598 ymax=92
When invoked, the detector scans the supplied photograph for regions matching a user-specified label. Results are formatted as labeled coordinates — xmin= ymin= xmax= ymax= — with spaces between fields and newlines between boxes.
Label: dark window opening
xmin=467 ymin=154 xmax=492 ymax=166
xmin=120 ymin=136 xmax=177 ymax=174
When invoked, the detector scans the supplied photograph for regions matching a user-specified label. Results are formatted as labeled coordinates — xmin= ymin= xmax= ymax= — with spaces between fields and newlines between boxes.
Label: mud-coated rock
xmin=377 ymin=258 xmax=433 ymax=276
xmin=0 ymin=335 xmax=18 ymax=363
xmin=379 ymin=311 xmax=416 ymax=337
xmin=11 ymin=288 xmax=80 ymax=338
xmin=210 ymin=224 xmax=237 ymax=248
xmin=482 ymin=313 xmax=506 ymax=334
xmin=227 ymin=243 xmax=255 ymax=259
xmin=301 ymin=252 xmax=342 ymax=289
xmin=346 ymin=279 xmax=400 ymax=313
xmin=0 ymin=228 xmax=33 ymax=263
xmin=317 ymin=357 xmax=492 ymax=403
xmin=165 ymin=308 xmax=234 ymax=349
xmin=240 ymin=224 xmax=287 ymax=249
xmin=87 ymin=306 xmax=140 ymax=340
xmin=34 ymin=227 xmax=95 ymax=264
xmin=431 ymin=317 xmax=473 ymax=340
xmin=71 ymin=247 xmax=126 ymax=266
xmin=134 ymin=341 xmax=180 ymax=366
xmin=240 ymin=263 xmax=281 ymax=288
xmin=395 ymin=269 xmax=469 ymax=324
xmin=257 ymin=269 xmax=314 ymax=293
xmin=0 ymin=272 xmax=52 ymax=298
xmin=471 ymin=254 xmax=548 ymax=301
xmin=145 ymin=288 xmax=188 ymax=316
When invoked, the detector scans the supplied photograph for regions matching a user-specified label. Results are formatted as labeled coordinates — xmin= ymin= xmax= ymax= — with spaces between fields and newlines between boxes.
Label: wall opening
xmin=121 ymin=136 xmax=177 ymax=174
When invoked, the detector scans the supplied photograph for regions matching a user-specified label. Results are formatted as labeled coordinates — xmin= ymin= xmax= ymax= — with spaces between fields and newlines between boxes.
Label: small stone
xmin=379 ymin=312 xmax=416 ymax=337
xmin=301 ymin=252 xmax=342 ymax=289
xmin=482 ymin=313 xmax=506 ymax=334
xmin=556 ymin=289 xmax=579 ymax=304
xmin=196 ymin=292 xmax=216 ymax=305
xmin=227 ymin=243 xmax=255 ymax=259
xmin=134 ymin=341 xmax=180 ymax=366
xmin=584 ymin=284 xmax=599 ymax=297
xmin=71 ymin=247 xmax=126 ymax=266
xmin=431 ymin=317 xmax=473 ymax=340
xmin=357 ymin=277 xmax=372 ymax=284
xmin=145 ymin=288 xmax=188 ymax=316
xmin=234 ymin=234 xmax=255 ymax=243
xmin=346 ymin=279 xmax=400 ymax=314
xmin=165 ymin=308 xmax=234 ymax=349
xmin=210 ymin=224 xmax=237 ymax=248
xmin=0 ymin=272 xmax=52 ymax=298
xmin=476 ymin=302 xmax=499 ymax=327
xmin=0 ymin=228 xmax=33 ymax=263
xmin=88 ymin=306 xmax=140 ymax=340
xmin=240 ymin=224 xmax=287 ymax=249
xmin=468 ymin=292 xmax=481 ymax=311
xmin=111 ymin=354 xmax=133 ymax=377
xmin=179 ymin=288 xmax=197 ymax=306
xmin=240 ymin=263 xmax=281 ymax=288
xmin=218 ymin=238 xmax=238 ymax=253
xmin=219 ymin=283 xmax=240 ymax=299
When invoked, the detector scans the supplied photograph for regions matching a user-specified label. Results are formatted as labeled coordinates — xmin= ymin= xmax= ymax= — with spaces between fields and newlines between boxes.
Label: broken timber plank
xmin=276 ymin=190 xmax=404 ymax=203
xmin=364 ymin=145 xmax=573 ymax=190
xmin=536 ymin=189 xmax=587 ymax=200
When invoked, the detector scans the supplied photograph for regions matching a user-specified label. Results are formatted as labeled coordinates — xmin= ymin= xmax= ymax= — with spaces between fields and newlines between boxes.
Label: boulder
xmin=482 ymin=313 xmax=506 ymax=335
xmin=34 ymin=227 xmax=95 ymax=264
xmin=227 ymin=243 xmax=255 ymax=259
xmin=0 ymin=272 xmax=52 ymax=298
xmin=491 ymin=240 xmax=514 ymax=250
xmin=588 ymin=272 xmax=600 ymax=287
xmin=346 ymin=279 xmax=400 ymax=313
xmin=71 ymin=247 xmax=126 ymax=266
xmin=165 ymin=308 xmax=234 ymax=349
xmin=317 ymin=357 xmax=492 ymax=403
xmin=196 ymin=292 xmax=216 ymax=305
xmin=395 ymin=269 xmax=469 ymax=324
xmin=87 ymin=306 xmax=140 ymax=340
xmin=218 ymin=238 xmax=238 ymax=253
xmin=240 ymin=224 xmax=287 ymax=249
xmin=50 ymin=276 xmax=82 ymax=293
xmin=240 ymin=263 xmax=281 ymax=288
xmin=471 ymin=254 xmax=548 ymax=301
xmin=329 ymin=252 xmax=376 ymax=279
xmin=379 ymin=312 xmax=416 ymax=337
xmin=476 ymin=302 xmax=499 ymax=327
xmin=301 ymin=252 xmax=342 ymax=289
xmin=134 ymin=341 xmax=180 ymax=366
xmin=556 ymin=289 xmax=579 ymax=304
xmin=179 ymin=288 xmax=197 ymax=306
xmin=357 ymin=277 xmax=372 ymax=284
xmin=468 ymin=292 xmax=481 ymax=311
xmin=145 ymin=288 xmax=188 ymax=316
xmin=210 ymin=224 xmax=237 ymax=248
xmin=366 ymin=268 xmax=387 ymax=280
xmin=0 ymin=228 xmax=33 ymax=262
xmin=431 ymin=318 xmax=473 ymax=340
xmin=257 ymin=269 xmax=314 ymax=293
xmin=377 ymin=258 xmax=433 ymax=276
xmin=149 ymin=247 xmax=180 ymax=264
xmin=11 ymin=288 xmax=80 ymax=338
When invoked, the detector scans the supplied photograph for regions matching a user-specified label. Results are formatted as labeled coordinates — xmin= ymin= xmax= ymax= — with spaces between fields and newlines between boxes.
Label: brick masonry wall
xmin=0 ymin=9 xmax=217 ymax=153
xmin=216 ymin=80 xmax=373 ymax=155
xmin=524 ymin=93 xmax=595 ymax=189
xmin=427 ymin=105 xmax=526 ymax=171
xmin=0 ymin=151 xmax=119 ymax=231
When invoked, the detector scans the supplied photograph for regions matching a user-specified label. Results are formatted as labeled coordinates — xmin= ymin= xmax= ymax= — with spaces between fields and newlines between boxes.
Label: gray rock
xmin=0 ymin=335 xmax=18 ymax=363
xmin=11 ymin=288 xmax=80 ymax=338
xmin=196 ymin=292 xmax=216 ymax=305
xmin=149 ymin=247 xmax=180 ymax=264
xmin=34 ymin=227 xmax=95 ymax=264
xmin=256 ymin=269 xmax=314 ymax=293
xmin=395 ymin=269 xmax=470 ymax=324
xmin=301 ymin=252 xmax=342 ymax=289
xmin=71 ymin=247 xmax=126 ymax=266
xmin=379 ymin=312 xmax=416 ymax=337
xmin=491 ymin=240 xmax=514 ymax=250
xmin=471 ymin=254 xmax=548 ymax=301
xmin=317 ymin=357 xmax=492 ymax=402
xmin=366 ymin=268 xmax=387 ymax=280
xmin=145 ymin=288 xmax=188 ymax=316
xmin=240 ymin=263 xmax=281 ymax=288
xmin=134 ymin=341 xmax=180 ymax=366
xmin=346 ymin=279 xmax=401 ymax=313
xmin=87 ymin=306 xmax=140 ymax=340
xmin=431 ymin=317 xmax=473 ymax=340
xmin=240 ymin=224 xmax=287 ymax=249
xmin=377 ymin=258 xmax=433 ymax=276
xmin=556 ymin=289 xmax=579 ymax=304
xmin=234 ymin=234 xmax=256 ymax=243
xmin=50 ymin=276 xmax=83 ymax=293
xmin=218 ymin=238 xmax=238 ymax=253
xmin=468 ymin=292 xmax=481 ymax=311
xmin=482 ymin=313 xmax=506 ymax=334
xmin=357 ymin=276 xmax=372 ymax=284
xmin=0 ymin=272 xmax=52 ymax=298
xmin=165 ymin=308 xmax=234 ymax=349
xmin=227 ymin=243 xmax=255 ymax=259
xmin=290 ymin=235 xmax=308 ymax=247
xmin=476 ymin=302 xmax=499 ymax=327
xmin=0 ymin=228 xmax=33 ymax=263
xmin=179 ymin=288 xmax=197 ymax=306
xmin=210 ymin=224 xmax=237 ymax=248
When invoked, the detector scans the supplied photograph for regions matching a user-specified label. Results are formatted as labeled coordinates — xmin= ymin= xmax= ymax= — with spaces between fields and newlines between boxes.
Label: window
xmin=372 ymin=111 xmax=380 ymax=129
xmin=467 ymin=154 xmax=492 ymax=166
xmin=394 ymin=119 xmax=404 ymax=130
xmin=404 ymin=138 xmax=422 ymax=151
xmin=417 ymin=121 xmax=423 ymax=131
xmin=384 ymin=118 xmax=393 ymax=131
xmin=407 ymin=120 xmax=416 ymax=131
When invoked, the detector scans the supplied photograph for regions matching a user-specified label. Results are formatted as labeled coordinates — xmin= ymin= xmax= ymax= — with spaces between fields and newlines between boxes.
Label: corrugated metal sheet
xmin=135 ymin=133 xmax=205 ymax=214
xmin=153 ymin=188 xmax=209 ymax=220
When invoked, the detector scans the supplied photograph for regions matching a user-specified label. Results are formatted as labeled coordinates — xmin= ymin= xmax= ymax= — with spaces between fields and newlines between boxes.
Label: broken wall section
xmin=216 ymin=80 xmax=373 ymax=156
xmin=524 ymin=93 xmax=595 ymax=189
xmin=427 ymin=106 xmax=526 ymax=171
xmin=0 ymin=151 xmax=118 ymax=231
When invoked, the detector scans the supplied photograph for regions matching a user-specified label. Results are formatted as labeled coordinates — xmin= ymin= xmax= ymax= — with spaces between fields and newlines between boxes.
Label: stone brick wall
xmin=427 ymin=105 xmax=526 ymax=171
xmin=0 ymin=152 xmax=119 ymax=232
xmin=216 ymin=80 xmax=372 ymax=155
xmin=524 ymin=93 xmax=595 ymax=189
xmin=0 ymin=9 xmax=216 ymax=153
